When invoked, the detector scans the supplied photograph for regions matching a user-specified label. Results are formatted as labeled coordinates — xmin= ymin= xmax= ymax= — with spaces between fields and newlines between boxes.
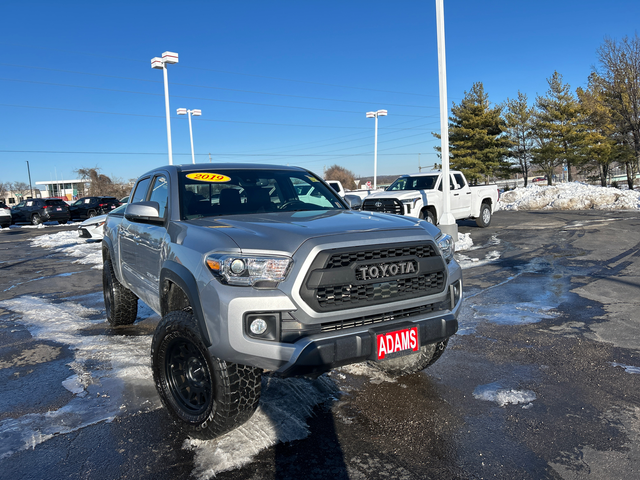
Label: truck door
xmin=120 ymin=176 xmax=151 ymax=289
xmin=450 ymin=173 xmax=470 ymax=217
xmin=131 ymin=174 xmax=168 ymax=312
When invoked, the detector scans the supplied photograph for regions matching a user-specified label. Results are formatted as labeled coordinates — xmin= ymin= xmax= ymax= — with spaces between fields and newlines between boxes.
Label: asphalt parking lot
xmin=1 ymin=210 xmax=639 ymax=479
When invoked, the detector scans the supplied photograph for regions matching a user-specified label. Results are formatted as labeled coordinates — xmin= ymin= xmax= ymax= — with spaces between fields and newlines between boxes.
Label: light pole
xmin=435 ymin=0 xmax=457 ymax=238
xmin=366 ymin=109 xmax=387 ymax=190
xmin=151 ymin=51 xmax=179 ymax=165
xmin=26 ymin=161 xmax=33 ymax=199
xmin=177 ymin=108 xmax=202 ymax=164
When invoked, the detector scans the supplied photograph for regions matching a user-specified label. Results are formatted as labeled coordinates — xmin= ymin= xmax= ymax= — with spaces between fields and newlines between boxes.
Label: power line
xmin=0 ymin=149 xmax=438 ymax=157
xmin=0 ymin=77 xmax=434 ymax=117
xmin=0 ymin=43 xmax=443 ymax=99
xmin=0 ymin=63 xmax=440 ymax=109
xmin=0 ymin=103 xmax=439 ymax=130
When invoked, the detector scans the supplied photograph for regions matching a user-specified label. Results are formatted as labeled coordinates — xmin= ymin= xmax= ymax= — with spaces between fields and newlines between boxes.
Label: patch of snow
xmin=473 ymin=382 xmax=536 ymax=407
xmin=456 ymin=232 xmax=473 ymax=251
xmin=187 ymin=375 xmax=338 ymax=478
xmin=336 ymin=362 xmax=398 ymax=384
xmin=30 ymin=231 xmax=103 ymax=269
xmin=498 ymin=182 xmax=640 ymax=211
xmin=0 ymin=296 xmax=161 ymax=459
xmin=611 ymin=362 xmax=640 ymax=374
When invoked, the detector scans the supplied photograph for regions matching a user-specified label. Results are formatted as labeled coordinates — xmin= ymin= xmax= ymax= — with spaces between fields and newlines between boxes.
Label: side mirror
xmin=344 ymin=194 xmax=362 ymax=210
xmin=125 ymin=201 xmax=163 ymax=224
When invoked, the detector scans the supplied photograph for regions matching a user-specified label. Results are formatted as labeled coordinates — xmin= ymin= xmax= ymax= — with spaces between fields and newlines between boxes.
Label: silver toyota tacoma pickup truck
xmin=102 ymin=164 xmax=462 ymax=439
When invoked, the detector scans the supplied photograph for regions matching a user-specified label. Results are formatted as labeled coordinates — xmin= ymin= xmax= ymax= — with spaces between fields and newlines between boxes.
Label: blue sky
xmin=2 ymin=0 xmax=639 ymax=189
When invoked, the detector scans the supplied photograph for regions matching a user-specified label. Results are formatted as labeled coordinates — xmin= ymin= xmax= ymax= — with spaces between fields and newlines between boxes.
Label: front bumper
xmin=275 ymin=313 xmax=457 ymax=377
xmin=200 ymin=276 xmax=461 ymax=377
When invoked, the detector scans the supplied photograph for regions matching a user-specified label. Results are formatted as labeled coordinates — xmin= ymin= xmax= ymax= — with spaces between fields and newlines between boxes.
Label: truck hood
xmin=366 ymin=190 xmax=428 ymax=201
xmin=186 ymin=210 xmax=426 ymax=253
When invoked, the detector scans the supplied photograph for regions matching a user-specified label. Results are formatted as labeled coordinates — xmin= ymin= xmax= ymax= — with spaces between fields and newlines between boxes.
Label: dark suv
xmin=11 ymin=198 xmax=71 ymax=225
xmin=69 ymin=196 xmax=120 ymax=220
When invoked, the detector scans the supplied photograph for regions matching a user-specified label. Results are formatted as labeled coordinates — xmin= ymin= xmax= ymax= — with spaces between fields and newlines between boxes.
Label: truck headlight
xmin=206 ymin=254 xmax=292 ymax=286
xmin=437 ymin=234 xmax=455 ymax=263
xmin=401 ymin=197 xmax=420 ymax=213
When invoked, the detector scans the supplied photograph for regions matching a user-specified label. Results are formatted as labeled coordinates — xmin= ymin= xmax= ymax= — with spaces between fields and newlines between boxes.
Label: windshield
xmin=387 ymin=175 xmax=438 ymax=191
xmin=179 ymin=169 xmax=346 ymax=220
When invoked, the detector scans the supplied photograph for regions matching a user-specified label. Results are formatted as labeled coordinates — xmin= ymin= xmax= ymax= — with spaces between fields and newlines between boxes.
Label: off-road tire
xmin=31 ymin=214 xmax=41 ymax=225
xmin=369 ymin=339 xmax=449 ymax=377
xmin=476 ymin=203 xmax=492 ymax=228
xmin=420 ymin=209 xmax=436 ymax=225
xmin=103 ymin=259 xmax=138 ymax=326
xmin=152 ymin=310 xmax=262 ymax=439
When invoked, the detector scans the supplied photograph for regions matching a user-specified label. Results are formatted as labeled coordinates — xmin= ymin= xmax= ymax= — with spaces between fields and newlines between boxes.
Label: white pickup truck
xmin=361 ymin=171 xmax=499 ymax=227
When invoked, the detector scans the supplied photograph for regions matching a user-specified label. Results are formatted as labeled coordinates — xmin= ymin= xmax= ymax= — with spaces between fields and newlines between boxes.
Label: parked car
xmin=69 ymin=196 xmax=120 ymax=220
xmin=11 ymin=198 xmax=71 ymax=225
xmin=0 ymin=202 xmax=11 ymax=228
xmin=78 ymin=204 xmax=126 ymax=239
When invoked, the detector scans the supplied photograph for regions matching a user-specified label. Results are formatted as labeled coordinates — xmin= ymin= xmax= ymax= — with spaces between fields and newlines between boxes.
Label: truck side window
xmin=148 ymin=175 xmax=168 ymax=219
xmin=130 ymin=177 xmax=152 ymax=203
xmin=454 ymin=173 xmax=465 ymax=189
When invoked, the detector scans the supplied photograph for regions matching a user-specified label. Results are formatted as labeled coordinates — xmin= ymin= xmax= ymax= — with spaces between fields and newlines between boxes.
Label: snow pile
xmin=473 ymin=382 xmax=536 ymax=407
xmin=498 ymin=182 xmax=640 ymax=211
xmin=30 ymin=230 xmax=103 ymax=269
xmin=456 ymin=232 xmax=473 ymax=251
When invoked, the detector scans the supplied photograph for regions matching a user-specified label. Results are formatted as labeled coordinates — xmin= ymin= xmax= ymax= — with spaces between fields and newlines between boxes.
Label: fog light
xmin=250 ymin=318 xmax=268 ymax=335
xmin=450 ymin=280 xmax=462 ymax=310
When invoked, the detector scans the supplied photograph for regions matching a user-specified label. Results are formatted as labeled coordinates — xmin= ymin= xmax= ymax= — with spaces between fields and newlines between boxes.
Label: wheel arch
xmin=160 ymin=260 xmax=211 ymax=347
xmin=420 ymin=205 xmax=437 ymax=222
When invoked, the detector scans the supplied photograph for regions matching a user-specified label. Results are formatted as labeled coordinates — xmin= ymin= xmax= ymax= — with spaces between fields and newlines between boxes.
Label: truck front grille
xmin=300 ymin=241 xmax=447 ymax=313
xmin=320 ymin=299 xmax=449 ymax=333
xmin=362 ymin=198 xmax=405 ymax=215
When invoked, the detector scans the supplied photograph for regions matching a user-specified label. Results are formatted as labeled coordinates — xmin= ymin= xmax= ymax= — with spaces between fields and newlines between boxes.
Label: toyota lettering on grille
xmin=357 ymin=261 xmax=417 ymax=280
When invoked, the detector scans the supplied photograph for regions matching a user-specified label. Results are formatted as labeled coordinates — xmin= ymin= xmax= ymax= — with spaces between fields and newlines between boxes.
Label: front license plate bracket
xmin=374 ymin=325 xmax=419 ymax=360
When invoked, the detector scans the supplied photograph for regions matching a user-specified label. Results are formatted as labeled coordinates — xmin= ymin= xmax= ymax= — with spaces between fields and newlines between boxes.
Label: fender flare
xmin=160 ymin=260 xmax=211 ymax=347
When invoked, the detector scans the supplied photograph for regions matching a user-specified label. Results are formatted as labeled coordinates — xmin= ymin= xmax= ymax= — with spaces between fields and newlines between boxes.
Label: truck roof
xmin=399 ymin=170 xmax=462 ymax=177
xmin=175 ymin=163 xmax=307 ymax=173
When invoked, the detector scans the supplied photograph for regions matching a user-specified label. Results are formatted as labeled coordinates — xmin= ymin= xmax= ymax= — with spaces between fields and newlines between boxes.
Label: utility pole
xmin=209 ymin=152 xmax=212 ymax=163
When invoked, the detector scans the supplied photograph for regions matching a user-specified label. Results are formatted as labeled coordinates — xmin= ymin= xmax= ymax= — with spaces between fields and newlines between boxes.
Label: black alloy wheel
xmin=165 ymin=336 xmax=212 ymax=416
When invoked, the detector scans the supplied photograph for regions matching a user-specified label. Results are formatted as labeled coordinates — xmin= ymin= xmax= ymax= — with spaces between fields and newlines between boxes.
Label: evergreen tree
xmin=433 ymin=82 xmax=510 ymax=184
xmin=533 ymin=71 xmax=583 ymax=183
xmin=503 ymin=91 xmax=535 ymax=186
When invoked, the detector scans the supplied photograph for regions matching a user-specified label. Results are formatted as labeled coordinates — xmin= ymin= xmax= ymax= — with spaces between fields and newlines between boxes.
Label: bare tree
xmin=594 ymin=34 xmax=640 ymax=189
xmin=74 ymin=167 xmax=131 ymax=198
xmin=324 ymin=165 xmax=357 ymax=190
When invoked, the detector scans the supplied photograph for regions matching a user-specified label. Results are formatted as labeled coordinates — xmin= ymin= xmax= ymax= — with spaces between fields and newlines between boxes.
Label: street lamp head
xmin=377 ymin=110 xmax=388 ymax=116
xmin=191 ymin=109 xmax=202 ymax=116
xmin=366 ymin=112 xmax=376 ymax=118
xmin=177 ymin=108 xmax=187 ymax=115
xmin=151 ymin=57 xmax=164 ymax=69
xmin=162 ymin=51 xmax=179 ymax=64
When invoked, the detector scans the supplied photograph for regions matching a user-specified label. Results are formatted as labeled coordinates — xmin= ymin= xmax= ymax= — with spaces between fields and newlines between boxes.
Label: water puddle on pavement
xmin=0 ymin=295 xmax=162 ymax=459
